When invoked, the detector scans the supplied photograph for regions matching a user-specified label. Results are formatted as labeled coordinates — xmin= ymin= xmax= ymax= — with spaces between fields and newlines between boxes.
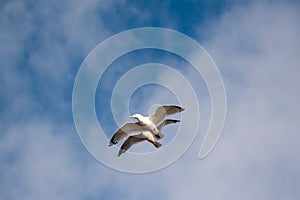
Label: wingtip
xmin=154 ymin=141 xmax=162 ymax=148
xmin=170 ymin=119 xmax=180 ymax=123
xmin=173 ymin=105 xmax=185 ymax=112
xmin=108 ymin=140 xmax=116 ymax=146
xmin=118 ymin=149 xmax=125 ymax=157
xmin=156 ymin=132 xmax=164 ymax=139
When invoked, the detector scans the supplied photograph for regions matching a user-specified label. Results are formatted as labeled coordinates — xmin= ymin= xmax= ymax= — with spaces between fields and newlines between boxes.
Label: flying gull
xmin=108 ymin=105 xmax=185 ymax=156
xmin=118 ymin=119 xmax=180 ymax=156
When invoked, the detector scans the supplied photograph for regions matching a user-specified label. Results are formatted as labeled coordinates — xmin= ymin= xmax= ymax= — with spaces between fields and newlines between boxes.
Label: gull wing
xmin=109 ymin=122 xmax=144 ymax=146
xmin=150 ymin=105 xmax=185 ymax=125
xmin=157 ymin=119 xmax=180 ymax=131
xmin=118 ymin=135 xmax=147 ymax=156
xmin=118 ymin=132 xmax=162 ymax=156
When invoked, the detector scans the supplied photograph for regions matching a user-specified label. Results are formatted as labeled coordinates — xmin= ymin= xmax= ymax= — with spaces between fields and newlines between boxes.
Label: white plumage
xmin=108 ymin=105 xmax=185 ymax=156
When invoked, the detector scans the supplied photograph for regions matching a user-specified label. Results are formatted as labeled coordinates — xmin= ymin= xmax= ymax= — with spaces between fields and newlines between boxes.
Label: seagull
xmin=118 ymin=119 xmax=180 ymax=156
xmin=108 ymin=105 xmax=185 ymax=156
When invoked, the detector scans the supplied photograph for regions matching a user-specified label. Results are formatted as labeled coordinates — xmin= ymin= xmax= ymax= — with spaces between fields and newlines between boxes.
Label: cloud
xmin=0 ymin=119 xmax=129 ymax=200
xmin=0 ymin=0 xmax=117 ymax=199
xmin=160 ymin=1 xmax=300 ymax=199
xmin=1 ymin=0 xmax=300 ymax=199
xmin=0 ymin=0 xmax=118 ymax=124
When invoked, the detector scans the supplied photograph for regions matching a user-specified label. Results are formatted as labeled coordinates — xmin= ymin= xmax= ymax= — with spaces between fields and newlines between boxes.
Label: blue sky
xmin=1 ymin=0 xmax=300 ymax=199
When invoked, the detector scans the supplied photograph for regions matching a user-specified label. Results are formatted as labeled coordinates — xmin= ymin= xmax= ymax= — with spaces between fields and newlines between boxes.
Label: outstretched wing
xmin=157 ymin=119 xmax=180 ymax=131
xmin=150 ymin=105 xmax=185 ymax=125
xmin=118 ymin=132 xmax=163 ymax=156
xmin=118 ymin=135 xmax=147 ymax=156
xmin=109 ymin=122 xmax=144 ymax=146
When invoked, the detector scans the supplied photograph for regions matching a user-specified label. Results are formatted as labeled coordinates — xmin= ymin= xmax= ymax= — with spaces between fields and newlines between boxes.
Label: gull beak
xmin=129 ymin=115 xmax=135 ymax=119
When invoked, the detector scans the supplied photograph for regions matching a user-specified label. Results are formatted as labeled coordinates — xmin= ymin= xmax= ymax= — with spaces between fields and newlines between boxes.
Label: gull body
xmin=129 ymin=114 xmax=162 ymax=138
xmin=108 ymin=105 xmax=185 ymax=156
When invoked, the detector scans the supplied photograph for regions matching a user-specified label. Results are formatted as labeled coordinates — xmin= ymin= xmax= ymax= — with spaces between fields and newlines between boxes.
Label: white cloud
xmin=1 ymin=120 xmax=148 ymax=199
xmin=0 ymin=1 xmax=117 ymax=199
xmin=153 ymin=1 xmax=300 ymax=199
xmin=1 ymin=0 xmax=300 ymax=199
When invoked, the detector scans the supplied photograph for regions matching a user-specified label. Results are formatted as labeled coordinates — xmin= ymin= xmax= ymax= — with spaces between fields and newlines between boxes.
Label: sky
xmin=1 ymin=0 xmax=300 ymax=199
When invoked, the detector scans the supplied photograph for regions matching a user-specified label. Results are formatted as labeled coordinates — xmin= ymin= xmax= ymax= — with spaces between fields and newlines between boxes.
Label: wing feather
xmin=157 ymin=119 xmax=180 ymax=131
xmin=150 ymin=105 xmax=184 ymax=125
xmin=109 ymin=122 xmax=143 ymax=146
xmin=118 ymin=135 xmax=146 ymax=156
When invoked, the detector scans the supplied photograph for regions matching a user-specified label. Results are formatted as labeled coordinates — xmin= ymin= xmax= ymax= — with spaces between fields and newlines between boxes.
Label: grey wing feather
xmin=118 ymin=136 xmax=146 ymax=156
xmin=150 ymin=105 xmax=185 ymax=125
xmin=157 ymin=119 xmax=180 ymax=130
xmin=109 ymin=122 xmax=143 ymax=146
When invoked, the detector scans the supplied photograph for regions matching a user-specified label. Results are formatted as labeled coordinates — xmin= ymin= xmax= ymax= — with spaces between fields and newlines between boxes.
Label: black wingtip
xmin=171 ymin=105 xmax=185 ymax=112
xmin=167 ymin=119 xmax=180 ymax=123
xmin=108 ymin=140 xmax=117 ymax=146
xmin=156 ymin=132 xmax=164 ymax=139
xmin=118 ymin=149 xmax=125 ymax=157
xmin=179 ymin=106 xmax=185 ymax=112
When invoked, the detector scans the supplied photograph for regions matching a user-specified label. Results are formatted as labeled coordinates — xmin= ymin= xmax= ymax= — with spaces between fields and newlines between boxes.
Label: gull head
xmin=129 ymin=114 xmax=144 ymax=121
